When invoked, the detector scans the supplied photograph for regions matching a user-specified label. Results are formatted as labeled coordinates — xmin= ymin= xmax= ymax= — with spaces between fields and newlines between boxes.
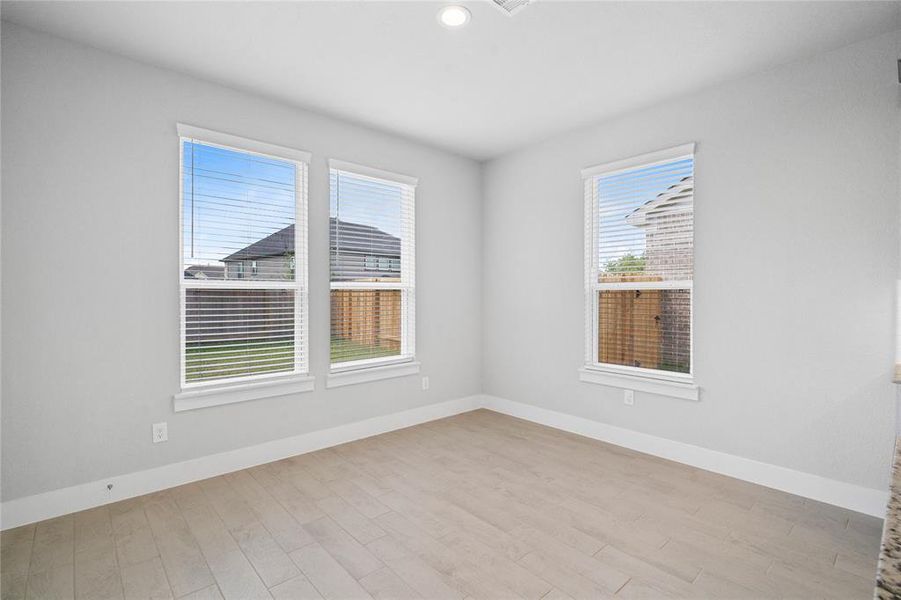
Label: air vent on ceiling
xmin=491 ymin=0 xmax=532 ymax=15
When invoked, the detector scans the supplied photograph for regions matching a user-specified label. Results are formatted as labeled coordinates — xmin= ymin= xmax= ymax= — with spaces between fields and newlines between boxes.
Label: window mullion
xmin=330 ymin=281 xmax=406 ymax=291
xmin=596 ymin=280 xmax=692 ymax=291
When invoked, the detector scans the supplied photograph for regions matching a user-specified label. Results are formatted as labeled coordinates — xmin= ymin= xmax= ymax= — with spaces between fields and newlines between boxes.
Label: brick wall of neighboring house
xmin=637 ymin=179 xmax=693 ymax=372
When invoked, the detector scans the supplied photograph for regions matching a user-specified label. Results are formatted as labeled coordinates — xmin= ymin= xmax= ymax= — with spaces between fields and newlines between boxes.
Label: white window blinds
xmin=179 ymin=126 xmax=309 ymax=387
xmin=583 ymin=144 xmax=694 ymax=378
xmin=329 ymin=160 xmax=416 ymax=369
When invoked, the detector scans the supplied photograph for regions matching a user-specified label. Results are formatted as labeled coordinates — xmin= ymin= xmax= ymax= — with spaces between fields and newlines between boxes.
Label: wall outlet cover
xmin=152 ymin=422 xmax=168 ymax=443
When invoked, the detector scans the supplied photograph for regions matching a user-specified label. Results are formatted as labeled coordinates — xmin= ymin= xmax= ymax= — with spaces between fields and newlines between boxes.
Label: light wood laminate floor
xmin=1 ymin=410 xmax=883 ymax=600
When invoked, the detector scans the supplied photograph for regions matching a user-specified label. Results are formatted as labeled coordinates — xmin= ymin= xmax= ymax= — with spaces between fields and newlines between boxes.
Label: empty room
xmin=1 ymin=1 xmax=900 ymax=599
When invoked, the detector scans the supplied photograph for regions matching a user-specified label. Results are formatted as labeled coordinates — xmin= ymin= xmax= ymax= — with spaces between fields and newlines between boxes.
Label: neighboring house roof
xmin=184 ymin=264 xmax=225 ymax=279
xmin=223 ymin=218 xmax=401 ymax=262
xmin=223 ymin=224 xmax=295 ymax=262
xmin=330 ymin=218 xmax=401 ymax=258
xmin=626 ymin=176 xmax=694 ymax=228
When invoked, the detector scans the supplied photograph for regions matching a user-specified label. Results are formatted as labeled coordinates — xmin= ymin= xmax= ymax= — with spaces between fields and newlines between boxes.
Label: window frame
xmin=174 ymin=124 xmax=313 ymax=409
xmin=326 ymin=159 xmax=418 ymax=386
xmin=580 ymin=143 xmax=699 ymax=400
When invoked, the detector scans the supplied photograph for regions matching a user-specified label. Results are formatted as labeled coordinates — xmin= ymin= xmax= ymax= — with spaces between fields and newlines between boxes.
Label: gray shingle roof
xmin=223 ymin=218 xmax=401 ymax=262
xmin=184 ymin=264 xmax=226 ymax=279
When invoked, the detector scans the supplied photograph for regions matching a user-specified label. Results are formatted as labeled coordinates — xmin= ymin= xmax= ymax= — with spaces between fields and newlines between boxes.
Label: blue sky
xmin=330 ymin=170 xmax=402 ymax=239
xmin=184 ymin=139 xmax=687 ymax=274
xmin=183 ymin=140 xmax=295 ymax=266
xmin=596 ymin=157 xmax=693 ymax=265
xmin=183 ymin=140 xmax=404 ymax=268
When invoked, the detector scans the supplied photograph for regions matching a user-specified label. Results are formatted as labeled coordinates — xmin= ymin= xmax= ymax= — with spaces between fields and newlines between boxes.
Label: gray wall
xmin=0 ymin=23 xmax=482 ymax=502
xmin=482 ymin=31 xmax=901 ymax=491
xmin=3 ymin=20 xmax=900 ymax=504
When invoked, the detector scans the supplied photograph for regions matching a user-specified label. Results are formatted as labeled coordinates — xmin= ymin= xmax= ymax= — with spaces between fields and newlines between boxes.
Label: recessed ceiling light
xmin=438 ymin=5 xmax=471 ymax=28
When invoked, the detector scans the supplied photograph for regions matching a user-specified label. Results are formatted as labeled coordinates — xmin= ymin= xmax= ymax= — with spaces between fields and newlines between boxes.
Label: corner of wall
xmin=476 ymin=158 xmax=489 ymax=397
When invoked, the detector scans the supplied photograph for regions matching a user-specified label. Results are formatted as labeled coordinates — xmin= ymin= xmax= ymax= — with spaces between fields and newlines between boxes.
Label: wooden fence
xmin=330 ymin=289 xmax=401 ymax=352
xmin=598 ymin=275 xmax=662 ymax=369
xmin=597 ymin=274 xmax=689 ymax=372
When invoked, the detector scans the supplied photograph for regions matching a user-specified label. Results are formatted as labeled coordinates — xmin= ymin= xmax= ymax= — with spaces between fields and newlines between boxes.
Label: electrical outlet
xmin=422 ymin=376 xmax=430 ymax=391
xmin=623 ymin=390 xmax=634 ymax=406
xmin=152 ymin=422 xmax=168 ymax=443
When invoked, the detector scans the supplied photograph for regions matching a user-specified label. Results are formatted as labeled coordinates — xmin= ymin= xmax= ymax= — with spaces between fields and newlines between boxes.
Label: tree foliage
xmin=603 ymin=253 xmax=646 ymax=274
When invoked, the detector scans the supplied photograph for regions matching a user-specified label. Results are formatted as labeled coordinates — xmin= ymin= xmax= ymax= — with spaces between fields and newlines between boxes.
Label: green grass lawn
xmin=185 ymin=337 xmax=400 ymax=381
xmin=330 ymin=337 xmax=399 ymax=363
xmin=185 ymin=340 xmax=294 ymax=381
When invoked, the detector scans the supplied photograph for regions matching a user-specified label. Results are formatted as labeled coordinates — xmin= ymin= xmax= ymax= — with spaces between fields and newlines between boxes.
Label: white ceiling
xmin=3 ymin=1 xmax=899 ymax=159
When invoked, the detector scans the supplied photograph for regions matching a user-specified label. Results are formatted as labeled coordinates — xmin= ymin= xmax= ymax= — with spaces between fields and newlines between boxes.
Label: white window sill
xmin=174 ymin=375 xmax=315 ymax=412
xmin=578 ymin=366 xmax=698 ymax=401
xmin=327 ymin=360 xmax=420 ymax=389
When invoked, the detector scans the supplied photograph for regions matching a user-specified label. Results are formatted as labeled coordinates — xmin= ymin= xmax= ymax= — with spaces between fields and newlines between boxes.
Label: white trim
xmin=180 ymin=367 xmax=308 ymax=391
xmin=584 ymin=177 xmax=598 ymax=365
xmin=327 ymin=361 xmax=421 ymax=389
xmin=183 ymin=279 xmax=298 ymax=289
xmin=330 ymin=281 xmax=405 ymax=291
xmin=328 ymin=158 xmax=419 ymax=187
xmin=1 ymin=395 xmax=887 ymax=529
xmin=330 ymin=355 xmax=414 ymax=373
xmin=582 ymin=362 xmax=694 ymax=384
xmin=579 ymin=366 xmax=698 ymax=401
xmin=297 ymin=161 xmax=310 ymax=379
xmin=581 ymin=142 xmax=696 ymax=179
xmin=179 ymin=142 xmax=187 ymax=386
xmin=176 ymin=123 xmax=311 ymax=163
xmin=594 ymin=280 xmax=693 ymax=291
xmin=173 ymin=375 xmax=315 ymax=412
xmin=0 ymin=395 xmax=480 ymax=530
xmin=400 ymin=177 xmax=417 ymax=360
xmin=480 ymin=395 xmax=888 ymax=518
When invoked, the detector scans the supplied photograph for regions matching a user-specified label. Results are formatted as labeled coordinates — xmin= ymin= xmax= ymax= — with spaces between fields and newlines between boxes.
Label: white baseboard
xmin=480 ymin=395 xmax=888 ymax=518
xmin=1 ymin=393 xmax=888 ymax=529
xmin=0 ymin=395 xmax=481 ymax=530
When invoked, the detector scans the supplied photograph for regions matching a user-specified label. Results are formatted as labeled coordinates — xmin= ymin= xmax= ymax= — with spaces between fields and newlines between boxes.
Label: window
xmin=581 ymin=144 xmax=697 ymax=399
xmin=328 ymin=160 xmax=417 ymax=381
xmin=177 ymin=125 xmax=311 ymax=403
